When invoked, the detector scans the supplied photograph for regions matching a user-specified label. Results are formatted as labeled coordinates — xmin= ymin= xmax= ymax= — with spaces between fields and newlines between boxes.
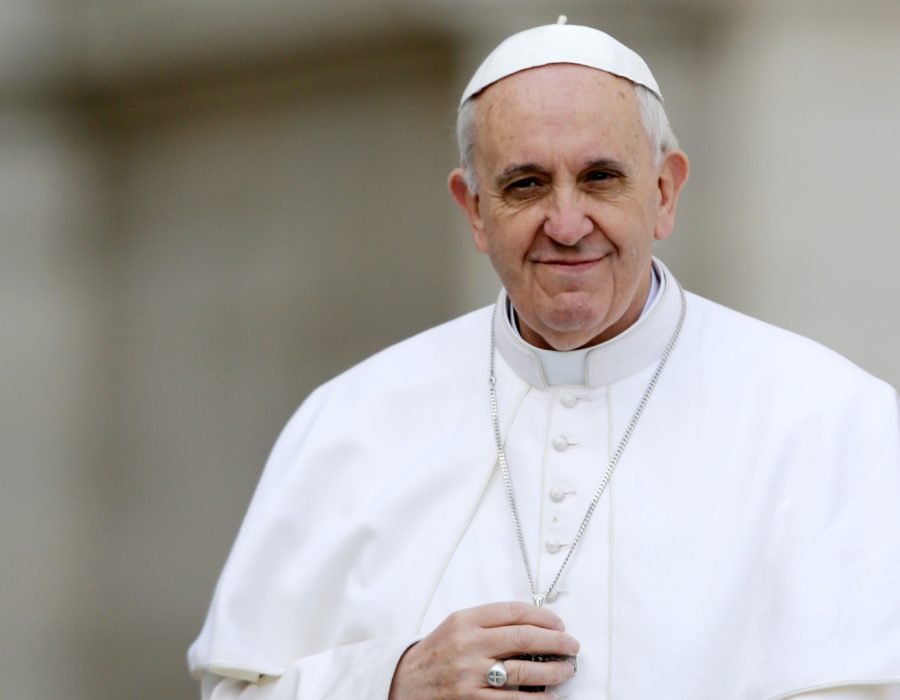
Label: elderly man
xmin=189 ymin=19 xmax=900 ymax=699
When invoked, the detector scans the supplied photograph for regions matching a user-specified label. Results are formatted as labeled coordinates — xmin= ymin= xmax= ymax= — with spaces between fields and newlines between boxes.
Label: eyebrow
xmin=582 ymin=158 xmax=628 ymax=174
xmin=493 ymin=163 xmax=547 ymax=189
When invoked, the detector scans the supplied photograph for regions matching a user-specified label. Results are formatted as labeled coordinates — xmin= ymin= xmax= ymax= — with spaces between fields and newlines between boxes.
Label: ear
xmin=653 ymin=150 xmax=690 ymax=242
xmin=448 ymin=168 xmax=489 ymax=254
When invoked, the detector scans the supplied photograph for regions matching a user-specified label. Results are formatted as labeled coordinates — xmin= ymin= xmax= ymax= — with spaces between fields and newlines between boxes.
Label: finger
xmin=479 ymin=690 xmax=559 ymax=700
xmin=479 ymin=625 xmax=580 ymax=657
xmin=500 ymin=657 xmax=576 ymax=689
xmin=461 ymin=600 xmax=567 ymax=631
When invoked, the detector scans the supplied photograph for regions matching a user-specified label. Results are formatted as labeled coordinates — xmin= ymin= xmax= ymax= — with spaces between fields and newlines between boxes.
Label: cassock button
xmin=546 ymin=538 xmax=563 ymax=554
xmin=560 ymin=393 xmax=577 ymax=408
xmin=550 ymin=487 xmax=566 ymax=503
xmin=551 ymin=435 xmax=570 ymax=452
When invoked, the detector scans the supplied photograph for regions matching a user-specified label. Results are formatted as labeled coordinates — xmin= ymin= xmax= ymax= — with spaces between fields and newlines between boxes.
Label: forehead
xmin=474 ymin=64 xmax=648 ymax=166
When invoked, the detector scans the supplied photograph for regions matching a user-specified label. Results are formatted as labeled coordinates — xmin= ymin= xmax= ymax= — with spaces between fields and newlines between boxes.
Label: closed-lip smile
xmin=536 ymin=255 xmax=606 ymax=271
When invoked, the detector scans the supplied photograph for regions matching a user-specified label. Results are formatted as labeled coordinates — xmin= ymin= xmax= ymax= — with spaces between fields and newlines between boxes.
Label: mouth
xmin=537 ymin=256 xmax=606 ymax=273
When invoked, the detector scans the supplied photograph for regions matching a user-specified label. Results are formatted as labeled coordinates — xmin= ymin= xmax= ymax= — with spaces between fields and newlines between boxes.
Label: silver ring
xmin=486 ymin=660 xmax=508 ymax=687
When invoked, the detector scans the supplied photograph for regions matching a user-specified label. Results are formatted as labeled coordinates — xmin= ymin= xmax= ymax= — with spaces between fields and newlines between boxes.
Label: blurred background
xmin=2 ymin=1 xmax=897 ymax=698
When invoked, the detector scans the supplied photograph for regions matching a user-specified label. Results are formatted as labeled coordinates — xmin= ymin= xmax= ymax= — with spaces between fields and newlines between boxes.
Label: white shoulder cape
xmin=189 ymin=283 xmax=900 ymax=699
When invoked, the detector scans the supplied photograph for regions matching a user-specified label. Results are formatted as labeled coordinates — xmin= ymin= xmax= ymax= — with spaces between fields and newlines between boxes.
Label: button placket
xmin=537 ymin=387 xmax=602 ymax=601
xmin=543 ymin=393 xmax=583 ymax=569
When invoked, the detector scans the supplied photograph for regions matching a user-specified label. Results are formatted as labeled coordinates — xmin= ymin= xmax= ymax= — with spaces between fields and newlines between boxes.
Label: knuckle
xmin=437 ymin=617 xmax=470 ymax=658
xmin=445 ymin=610 xmax=464 ymax=629
xmin=445 ymin=610 xmax=468 ymax=637
xmin=506 ymin=600 xmax=528 ymax=623
xmin=511 ymin=625 xmax=535 ymax=651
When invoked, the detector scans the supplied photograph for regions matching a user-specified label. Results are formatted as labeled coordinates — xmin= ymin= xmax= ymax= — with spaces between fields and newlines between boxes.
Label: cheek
xmin=606 ymin=203 xmax=659 ymax=253
xmin=485 ymin=237 xmax=520 ymax=272
xmin=483 ymin=214 xmax=535 ymax=262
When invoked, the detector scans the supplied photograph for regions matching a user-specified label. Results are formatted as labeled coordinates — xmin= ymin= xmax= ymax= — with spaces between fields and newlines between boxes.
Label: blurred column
xmin=690 ymin=1 xmax=900 ymax=387
xmin=0 ymin=105 xmax=106 ymax=699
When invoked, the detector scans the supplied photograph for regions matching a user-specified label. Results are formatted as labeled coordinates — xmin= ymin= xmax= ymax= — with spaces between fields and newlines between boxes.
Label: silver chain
xmin=489 ymin=284 xmax=687 ymax=607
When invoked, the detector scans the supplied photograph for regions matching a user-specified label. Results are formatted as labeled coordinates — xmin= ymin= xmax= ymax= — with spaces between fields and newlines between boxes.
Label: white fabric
xmin=792 ymin=687 xmax=900 ymax=700
xmin=199 ymin=673 xmax=897 ymax=700
xmin=189 ymin=259 xmax=900 ymax=699
xmin=460 ymin=20 xmax=662 ymax=105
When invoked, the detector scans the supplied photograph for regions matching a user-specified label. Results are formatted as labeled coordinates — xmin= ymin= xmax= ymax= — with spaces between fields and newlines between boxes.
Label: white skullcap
xmin=460 ymin=15 xmax=661 ymax=106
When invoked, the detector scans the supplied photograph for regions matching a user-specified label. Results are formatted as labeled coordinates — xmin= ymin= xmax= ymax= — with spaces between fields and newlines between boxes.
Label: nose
xmin=542 ymin=190 xmax=593 ymax=245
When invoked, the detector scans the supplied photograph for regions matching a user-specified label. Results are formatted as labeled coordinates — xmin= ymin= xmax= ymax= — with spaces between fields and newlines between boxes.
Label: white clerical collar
xmin=494 ymin=258 xmax=683 ymax=388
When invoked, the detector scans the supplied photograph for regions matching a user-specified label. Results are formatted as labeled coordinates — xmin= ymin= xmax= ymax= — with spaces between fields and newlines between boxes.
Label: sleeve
xmin=785 ymin=686 xmax=900 ymax=700
xmin=199 ymin=637 xmax=417 ymax=700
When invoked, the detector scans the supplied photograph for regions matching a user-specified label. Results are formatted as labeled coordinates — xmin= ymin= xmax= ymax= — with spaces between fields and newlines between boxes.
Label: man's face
xmin=450 ymin=64 xmax=688 ymax=351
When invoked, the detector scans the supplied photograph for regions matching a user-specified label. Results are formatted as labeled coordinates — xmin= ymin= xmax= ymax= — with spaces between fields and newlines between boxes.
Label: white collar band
xmin=494 ymin=259 xmax=683 ymax=388
xmin=460 ymin=16 xmax=662 ymax=106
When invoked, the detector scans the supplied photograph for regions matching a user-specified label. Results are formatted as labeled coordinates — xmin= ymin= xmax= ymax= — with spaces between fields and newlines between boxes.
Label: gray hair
xmin=456 ymin=83 xmax=678 ymax=193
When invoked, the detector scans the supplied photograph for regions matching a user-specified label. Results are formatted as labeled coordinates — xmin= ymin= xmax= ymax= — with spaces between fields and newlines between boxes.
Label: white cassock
xmin=189 ymin=259 xmax=900 ymax=699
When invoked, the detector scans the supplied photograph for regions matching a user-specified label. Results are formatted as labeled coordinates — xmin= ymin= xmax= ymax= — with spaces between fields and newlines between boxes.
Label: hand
xmin=388 ymin=601 xmax=580 ymax=699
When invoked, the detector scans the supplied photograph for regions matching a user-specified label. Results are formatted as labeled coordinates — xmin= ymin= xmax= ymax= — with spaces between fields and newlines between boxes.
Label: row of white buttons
xmin=544 ymin=391 xmax=589 ymax=601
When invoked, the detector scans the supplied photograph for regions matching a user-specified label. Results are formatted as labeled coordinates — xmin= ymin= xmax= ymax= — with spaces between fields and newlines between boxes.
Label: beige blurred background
xmin=2 ymin=1 xmax=897 ymax=698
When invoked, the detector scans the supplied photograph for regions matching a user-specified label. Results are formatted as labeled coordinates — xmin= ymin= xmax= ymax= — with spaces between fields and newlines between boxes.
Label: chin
xmin=538 ymin=317 xmax=607 ymax=351
xmin=546 ymin=335 xmax=595 ymax=352
xmin=516 ymin=293 xmax=614 ymax=349
xmin=545 ymin=304 xmax=607 ymax=333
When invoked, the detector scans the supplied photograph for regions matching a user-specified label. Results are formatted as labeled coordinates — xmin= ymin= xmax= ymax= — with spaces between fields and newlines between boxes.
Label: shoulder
xmin=323 ymin=304 xmax=492 ymax=401
xmin=684 ymin=291 xmax=895 ymax=400
xmin=262 ymin=305 xmax=494 ymax=476
xmin=677 ymin=292 xmax=898 ymax=448
xmin=190 ymin=309 xmax=501 ymax=674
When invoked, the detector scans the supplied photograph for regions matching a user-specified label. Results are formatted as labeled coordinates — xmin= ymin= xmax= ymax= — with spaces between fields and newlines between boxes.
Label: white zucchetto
xmin=460 ymin=15 xmax=662 ymax=105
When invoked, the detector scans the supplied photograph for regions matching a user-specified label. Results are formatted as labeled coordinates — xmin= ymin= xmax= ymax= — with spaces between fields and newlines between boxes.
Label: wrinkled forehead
xmin=460 ymin=18 xmax=661 ymax=106
xmin=472 ymin=65 xmax=650 ymax=163
xmin=477 ymin=63 xmax=638 ymax=110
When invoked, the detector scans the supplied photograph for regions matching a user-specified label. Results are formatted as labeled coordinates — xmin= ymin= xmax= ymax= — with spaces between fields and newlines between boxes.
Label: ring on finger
xmin=486 ymin=660 xmax=508 ymax=688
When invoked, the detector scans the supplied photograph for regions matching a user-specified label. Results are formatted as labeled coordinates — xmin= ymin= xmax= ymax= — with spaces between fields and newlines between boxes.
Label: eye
xmin=584 ymin=170 xmax=617 ymax=183
xmin=506 ymin=176 xmax=544 ymax=191
xmin=501 ymin=176 xmax=548 ymax=200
